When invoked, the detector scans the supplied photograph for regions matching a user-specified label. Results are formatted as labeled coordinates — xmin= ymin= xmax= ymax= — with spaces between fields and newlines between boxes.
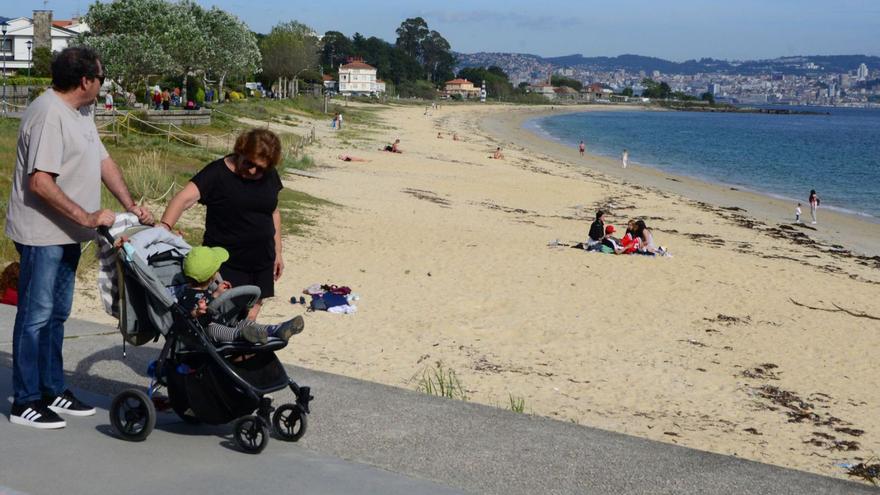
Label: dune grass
xmin=416 ymin=362 xmax=469 ymax=401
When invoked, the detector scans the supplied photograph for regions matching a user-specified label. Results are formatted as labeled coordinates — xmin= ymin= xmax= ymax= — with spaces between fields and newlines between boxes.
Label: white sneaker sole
xmin=48 ymin=406 xmax=97 ymax=417
xmin=10 ymin=415 xmax=66 ymax=429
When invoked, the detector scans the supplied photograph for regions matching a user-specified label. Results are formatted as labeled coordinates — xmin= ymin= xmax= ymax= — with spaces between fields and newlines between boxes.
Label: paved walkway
xmin=0 ymin=305 xmax=874 ymax=494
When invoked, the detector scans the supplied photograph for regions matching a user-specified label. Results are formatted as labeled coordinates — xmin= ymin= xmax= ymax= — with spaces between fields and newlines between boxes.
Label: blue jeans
xmin=12 ymin=243 xmax=81 ymax=404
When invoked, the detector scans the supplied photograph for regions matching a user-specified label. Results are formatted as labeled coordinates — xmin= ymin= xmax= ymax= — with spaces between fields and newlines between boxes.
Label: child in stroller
xmin=100 ymin=226 xmax=312 ymax=454
xmin=180 ymin=246 xmax=303 ymax=344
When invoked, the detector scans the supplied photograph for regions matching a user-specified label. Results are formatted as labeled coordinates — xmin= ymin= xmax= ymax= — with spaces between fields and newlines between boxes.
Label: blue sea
xmin=525 ymin=107 xmax=880 ymax=219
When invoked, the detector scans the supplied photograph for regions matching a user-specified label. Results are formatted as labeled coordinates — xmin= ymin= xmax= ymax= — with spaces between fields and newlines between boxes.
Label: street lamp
xmin=2 ymin=21 xmax=8 ymax=117
xmin=26 ymin=40 xmax=32 ymax=78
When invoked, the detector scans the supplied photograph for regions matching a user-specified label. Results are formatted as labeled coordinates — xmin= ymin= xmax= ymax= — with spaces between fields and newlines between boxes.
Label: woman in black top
xmin=159 ymin=129 xmax=285 ymax=319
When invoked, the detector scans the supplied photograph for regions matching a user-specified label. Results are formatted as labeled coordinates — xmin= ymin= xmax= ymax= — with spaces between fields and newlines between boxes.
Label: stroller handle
xmin=97 ymin=225 xmax=115 ymax=245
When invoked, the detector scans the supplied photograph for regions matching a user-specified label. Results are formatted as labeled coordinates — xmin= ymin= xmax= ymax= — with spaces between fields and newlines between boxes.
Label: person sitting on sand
xmin=634 ymin=219 xmax=666 ymax=255
xmin=338 ymin=154 xmax=369 ymax=162
xmin=600 ymin=225 xmax=625 ymax=254
xmin=453 ymin=133 xmax=460 ymax=141
xmin=380 ymin=139 xmax=402 ymax=153
xmin=490 ymin=147 xmax=504 ymax=159
xmin=620 ymin=219 xmax=641 ymax=254
xmin=437 ymin=132 xmax=443 ymax=139
xmin=585 ymin=210 xmax=606 ymax=251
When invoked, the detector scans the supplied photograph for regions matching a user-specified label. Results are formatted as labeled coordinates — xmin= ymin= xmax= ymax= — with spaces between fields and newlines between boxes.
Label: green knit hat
xmin=183 ymin=246 xmax=229 ymax=283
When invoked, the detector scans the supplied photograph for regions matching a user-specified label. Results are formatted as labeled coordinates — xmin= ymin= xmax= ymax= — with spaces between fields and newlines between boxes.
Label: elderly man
xmin=5 ymin=47 xmax=153 ymax=429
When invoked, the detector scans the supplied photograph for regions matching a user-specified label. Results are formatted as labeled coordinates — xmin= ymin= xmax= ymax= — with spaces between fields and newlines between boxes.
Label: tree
xmin=31 ymin=46 xmax=52 ymax=77
xmin=78 ymin=0 xmax=177 ymax=92
xmin=420 ymin=30 xmax=454 ymax=82
xmin=701 ymin=91 xmax=715 ymax=105
xmin=620 ymin=87 xmax=634 ymax=97
xmin=160 ymin=1 xmax=210 ymax=102
xmin=259 ymin=21 xmax=320 ymax=88
xmin=641 ymin=78 xmax=672 ymax=99
xmin=551 ymin=75 xmax=583 ymax=92
xmin=202 ymin=7 xmax=261 ymax=100
xmin=321 ymin=31 xmax=352 ymax=70
xmin=395 ymin=17 xmax=429 ymax=60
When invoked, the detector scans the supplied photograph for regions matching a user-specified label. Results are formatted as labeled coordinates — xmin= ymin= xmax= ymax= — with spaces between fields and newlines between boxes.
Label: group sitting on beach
xmin=585 ymin=210 xmax=666 ymax=255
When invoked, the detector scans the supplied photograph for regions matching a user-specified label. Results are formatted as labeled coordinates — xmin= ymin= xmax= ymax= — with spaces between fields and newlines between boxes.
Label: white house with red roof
xmin=1 ymin=10 xmax=87 ymax=74
xmin=338 ymin=58 xmax=384 ymax=96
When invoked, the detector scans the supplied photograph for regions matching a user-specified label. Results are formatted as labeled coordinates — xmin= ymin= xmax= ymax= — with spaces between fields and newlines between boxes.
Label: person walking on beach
xmin=579 ymin=141 xmax=585 ymax=157
xmin=808 ymin=189 xmax=820 ymax=224
xmin=5 ymin=47 xmax=154 ymax=429
xmin=622 ymin=149 xmax=629 ymax=168
xmin=795 ymin=203 xmax=802 ymax=223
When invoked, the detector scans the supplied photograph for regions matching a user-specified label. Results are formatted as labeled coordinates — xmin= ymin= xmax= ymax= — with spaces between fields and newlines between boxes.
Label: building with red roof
xmin=338 ymin=58 xmax=385 ymax=96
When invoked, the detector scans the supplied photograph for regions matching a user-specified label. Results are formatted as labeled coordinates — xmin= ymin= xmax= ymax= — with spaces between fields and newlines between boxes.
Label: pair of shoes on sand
xmin=239 ymin=316 xmax=305 ymax=344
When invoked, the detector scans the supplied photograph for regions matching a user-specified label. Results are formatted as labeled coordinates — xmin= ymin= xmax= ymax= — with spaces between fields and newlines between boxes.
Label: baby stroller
xmin=98 ymin=226 xmax=312 ymax=454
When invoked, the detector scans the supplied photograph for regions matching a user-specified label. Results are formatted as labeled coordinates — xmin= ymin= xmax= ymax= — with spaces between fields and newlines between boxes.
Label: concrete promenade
xmin=0 ymin=305 xmax=874 ymax=494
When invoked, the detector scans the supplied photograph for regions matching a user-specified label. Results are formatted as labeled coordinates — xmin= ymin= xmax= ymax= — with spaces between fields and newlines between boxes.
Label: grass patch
xmin=276 ymin=187 xmax=333 ymax=237
xmin=508 ymin=394 xmax=526 ymax=414
xmin=416 ymin=361 xmax=468 ymax=401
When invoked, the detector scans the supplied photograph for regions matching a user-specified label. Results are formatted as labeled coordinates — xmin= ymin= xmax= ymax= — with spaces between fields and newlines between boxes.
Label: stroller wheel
xmin=233 ymin=415 xmax=269 ymax=454
xmin=272 ymin=403 xmax=307 ymax=442
xmin=109 ymin=389 xmax=156 ymax=442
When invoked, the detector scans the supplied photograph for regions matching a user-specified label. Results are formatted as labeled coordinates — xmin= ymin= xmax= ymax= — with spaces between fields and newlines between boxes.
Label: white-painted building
xmin=338 ymin=59 xmax=384 ymax=96
xmin=1 ymin=11 xmax=87 ymax=74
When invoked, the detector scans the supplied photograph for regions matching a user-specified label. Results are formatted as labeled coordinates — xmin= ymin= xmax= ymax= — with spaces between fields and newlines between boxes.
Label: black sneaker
xmin=270 ymin=315 xmax=305 ymax=341
xmin=45 ymin=390 xmax=97 ymax=417
xmin=10 ymin=401 xmax=66 ymax=429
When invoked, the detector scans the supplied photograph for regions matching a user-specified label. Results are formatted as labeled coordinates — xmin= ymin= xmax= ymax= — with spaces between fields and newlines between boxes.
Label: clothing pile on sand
xmin=302 ymin=284 xmax=359 ymax=314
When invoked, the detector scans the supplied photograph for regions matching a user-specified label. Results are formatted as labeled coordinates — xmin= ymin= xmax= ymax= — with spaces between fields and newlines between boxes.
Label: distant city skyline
xmin=10 ymin=0 xmax=880 ymax=61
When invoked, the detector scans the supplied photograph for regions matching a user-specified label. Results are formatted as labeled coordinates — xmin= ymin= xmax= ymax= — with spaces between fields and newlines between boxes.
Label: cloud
xmin=419 ymin=10 xmax=585 ymax=30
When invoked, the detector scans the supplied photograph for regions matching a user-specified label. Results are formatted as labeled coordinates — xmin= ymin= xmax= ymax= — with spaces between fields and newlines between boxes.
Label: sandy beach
xmin=72 ymin=102 xmax=880 ymax=481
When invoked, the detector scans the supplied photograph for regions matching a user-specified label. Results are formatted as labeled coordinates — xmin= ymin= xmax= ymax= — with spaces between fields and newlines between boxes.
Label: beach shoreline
xmin=481 ymin=104 xmax=880 ymax=257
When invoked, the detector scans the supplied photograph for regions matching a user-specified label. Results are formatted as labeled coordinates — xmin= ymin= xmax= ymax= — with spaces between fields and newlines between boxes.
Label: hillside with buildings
xmin=454 ymin=52 xmax=880 ymax=106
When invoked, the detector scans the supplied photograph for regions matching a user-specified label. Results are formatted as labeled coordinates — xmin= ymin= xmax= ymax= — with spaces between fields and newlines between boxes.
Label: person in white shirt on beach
xmin=622 ymin=149 xmax=629 ymax=168
xmin=795 ymin=203 xmax=802 ymax=223
xmin=808 ymin=189 xmax=820 ymax=224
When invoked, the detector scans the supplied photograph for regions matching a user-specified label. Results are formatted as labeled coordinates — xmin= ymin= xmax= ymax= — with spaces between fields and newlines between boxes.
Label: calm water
xmin=526 ymin=107 xmax=880 ymax=219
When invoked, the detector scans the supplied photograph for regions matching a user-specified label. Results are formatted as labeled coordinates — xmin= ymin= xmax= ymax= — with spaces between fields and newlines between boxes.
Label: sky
xmin=15 ymin=0 xmax=880 ymax=61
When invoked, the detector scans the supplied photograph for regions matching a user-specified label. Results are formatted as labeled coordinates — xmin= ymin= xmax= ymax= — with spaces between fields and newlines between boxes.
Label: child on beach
xmin=180 ymin=246 xmax=303 ymax=344
xmin=795 ymin=203 xmax=802 ymax=223
xmin=579 ymin=141 xmax=585 ymax=157
xmin=622 ymin=149 xmax=629 ymax=168
xmin=490 ymin=147 xmax=504 ymax=159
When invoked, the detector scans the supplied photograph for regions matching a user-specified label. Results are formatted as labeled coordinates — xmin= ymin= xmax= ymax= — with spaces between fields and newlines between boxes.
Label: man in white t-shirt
xmin=5 ymin=47 xmax=153 ymax=429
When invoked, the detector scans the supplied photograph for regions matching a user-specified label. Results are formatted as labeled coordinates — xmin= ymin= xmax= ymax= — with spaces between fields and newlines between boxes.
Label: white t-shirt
xmin=5 ymin=89 xmax=109 ymax=245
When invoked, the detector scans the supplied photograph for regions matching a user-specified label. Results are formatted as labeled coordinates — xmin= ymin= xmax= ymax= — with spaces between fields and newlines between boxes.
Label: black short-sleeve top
xmin=190 ymin=157 xmax=283 ymax=270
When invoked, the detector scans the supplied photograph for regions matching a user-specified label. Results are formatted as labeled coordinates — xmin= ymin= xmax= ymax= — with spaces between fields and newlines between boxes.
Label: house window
xmin=0 ymin=38 xmax=12 ymax=60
